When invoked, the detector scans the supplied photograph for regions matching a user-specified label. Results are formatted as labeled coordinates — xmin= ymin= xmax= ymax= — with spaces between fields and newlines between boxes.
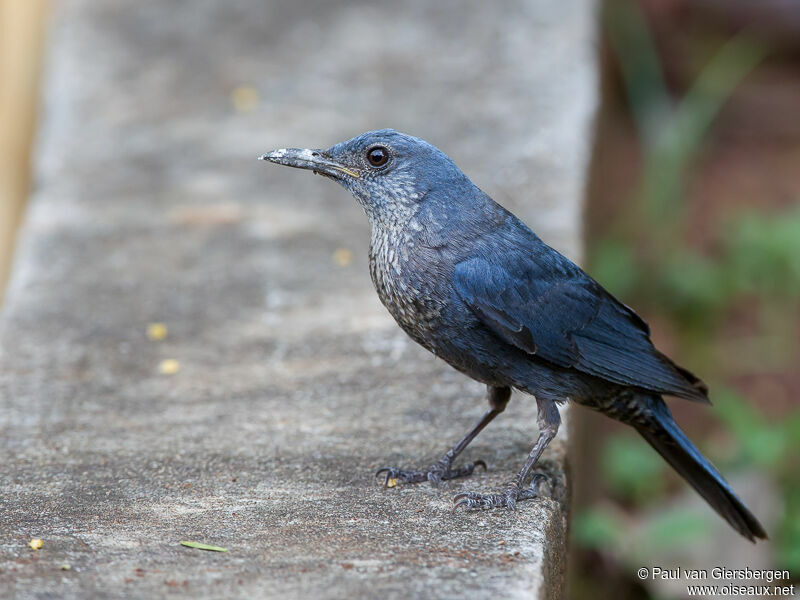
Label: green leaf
xmin=602 ymin=434 xmax=666 ymax=502
xmin=745 ymin=428 xmax=789 ymax=467
xmin=657 ymin=251 xmax=729 ymax=329
xmin=573 ymin=507 xmax=623 ymax=550
xmin=713 ymin=387 xmax=795 ymax=467
xmin=641 ymin=507 xmax=711 ymax=550
xmin=777 ymin=491 xmax=800 ymax=570
xmin=180 ymin=541 xmax=228 ymax=552
xmin=588 ymin=239 xmax=638 ymax=298
xmin=724 ymin=206 xmax=800 ymax=299
xmin=783 ymin=412 xmax=800 ymax=445
xmin=713 ymin=387 xmax=763 ymax=439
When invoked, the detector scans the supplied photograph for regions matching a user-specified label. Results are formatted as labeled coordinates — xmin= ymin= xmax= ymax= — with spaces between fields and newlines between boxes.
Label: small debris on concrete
xmin=230 ymin=86 xmax=259 ymax=112
xmin=180 ymin=541 xmax=228 ymax=552
xmin=146 ymin=323 xmax=168 ymax=341
xmin=158 ymin=359 xmax=180 ymax=375
xmin=332 ymin=248 xmax=353 ymax=267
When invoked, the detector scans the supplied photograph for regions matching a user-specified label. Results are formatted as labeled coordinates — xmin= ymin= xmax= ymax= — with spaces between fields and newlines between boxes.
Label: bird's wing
xmin=453 ymin=254 xmax=708 ymax=402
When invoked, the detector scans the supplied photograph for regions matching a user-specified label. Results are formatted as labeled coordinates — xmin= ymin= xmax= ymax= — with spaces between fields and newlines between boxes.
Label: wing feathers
xmin=453 ymin=255 xmax=709 ymax=402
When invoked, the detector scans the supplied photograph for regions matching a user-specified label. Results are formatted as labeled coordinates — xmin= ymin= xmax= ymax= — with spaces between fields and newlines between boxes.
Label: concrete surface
xmin=0 ymin=1 xmax=596 ymax=598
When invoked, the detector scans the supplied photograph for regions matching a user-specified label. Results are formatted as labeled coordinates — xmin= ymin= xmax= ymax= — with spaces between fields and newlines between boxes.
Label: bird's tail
xmin=634 ymin=396 xmax=767 ymax=542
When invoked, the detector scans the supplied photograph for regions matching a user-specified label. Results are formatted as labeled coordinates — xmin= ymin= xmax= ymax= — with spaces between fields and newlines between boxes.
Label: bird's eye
xmin=366 ymin=146 xmax=390 ymax=167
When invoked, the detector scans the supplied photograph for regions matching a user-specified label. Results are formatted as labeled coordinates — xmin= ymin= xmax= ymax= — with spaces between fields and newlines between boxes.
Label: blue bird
xmin=260 ymin=129 xmax=766 ymax=541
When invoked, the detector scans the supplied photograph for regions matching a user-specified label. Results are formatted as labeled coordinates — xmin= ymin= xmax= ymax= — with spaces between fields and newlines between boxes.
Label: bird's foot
xmin=376 ymin=457 xmax=487 ymax=487
xmin=451 ymin=474 xmax=547 ymax=511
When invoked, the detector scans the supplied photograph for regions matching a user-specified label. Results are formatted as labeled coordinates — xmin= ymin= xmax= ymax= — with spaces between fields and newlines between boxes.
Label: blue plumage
xmin=260 ymin=129 xmax=766 ymax=541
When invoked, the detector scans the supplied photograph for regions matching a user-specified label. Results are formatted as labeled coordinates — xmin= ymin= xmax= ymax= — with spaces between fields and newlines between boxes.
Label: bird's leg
xmin=452 ymin=396 xmax=560 ymax=511
xmin=376 ymin=386 xmax=511 ymax=486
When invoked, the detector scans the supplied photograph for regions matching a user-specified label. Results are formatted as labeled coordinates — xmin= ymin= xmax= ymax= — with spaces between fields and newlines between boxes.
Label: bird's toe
xmin=451 ymin=475 xmax=547 ymax=512
xmin=375 ymin=459 xmax=488 ymax=488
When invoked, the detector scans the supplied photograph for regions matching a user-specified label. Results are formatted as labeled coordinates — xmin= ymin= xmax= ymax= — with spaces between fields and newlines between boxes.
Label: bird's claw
xmin=451 ymin=474 xmax=547 ymax=512
xmin=376 ymin=459 xmax=487 ymax=487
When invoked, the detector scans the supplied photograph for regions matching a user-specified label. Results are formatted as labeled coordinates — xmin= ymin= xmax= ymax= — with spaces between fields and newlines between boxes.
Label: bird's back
xmin=368 ymin=186 xmax=708 ymax=404
xmin=446 ymin=197 xmax=709 ymax=402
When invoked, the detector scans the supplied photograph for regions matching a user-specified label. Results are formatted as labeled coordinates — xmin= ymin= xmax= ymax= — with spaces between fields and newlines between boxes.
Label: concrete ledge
xmin=0 ymin=1 xmax=596 ymax=598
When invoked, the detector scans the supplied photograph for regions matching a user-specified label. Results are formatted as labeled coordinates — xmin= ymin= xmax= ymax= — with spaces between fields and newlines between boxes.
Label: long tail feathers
xmin=635 ymin=398 xmax=767 ymax=542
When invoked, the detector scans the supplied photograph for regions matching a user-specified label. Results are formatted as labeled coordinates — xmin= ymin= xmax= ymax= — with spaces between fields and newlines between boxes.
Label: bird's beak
xmin=258 ymin=148 xmax=360 ymax=179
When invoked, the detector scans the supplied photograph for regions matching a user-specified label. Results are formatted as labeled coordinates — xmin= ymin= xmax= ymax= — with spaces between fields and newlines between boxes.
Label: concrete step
xmin=0 ymin=1 xmax=596 ymax=598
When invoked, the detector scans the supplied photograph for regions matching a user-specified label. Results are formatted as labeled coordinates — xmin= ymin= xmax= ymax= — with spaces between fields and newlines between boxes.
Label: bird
xmin=259 ymin=129 xmax=767 ymax=541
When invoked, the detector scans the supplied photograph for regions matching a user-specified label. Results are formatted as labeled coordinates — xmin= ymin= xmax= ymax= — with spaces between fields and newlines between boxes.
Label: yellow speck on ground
xmin=60 ymin=564 xmax=71 ymax=571
xmin=158 ymin=359 xmax=180 ymax=375
xmin=386 ymin=478 xmax=398 ymax=489
xmin=230 ymin=85 xmax=259 ymax=112
xmin=332 ymin=247 xmax=353 ymax=267
xmin=146 ymin=322 xmax=168 ymax=341
xmin=28 ymin=538 xmax=43 ymax=550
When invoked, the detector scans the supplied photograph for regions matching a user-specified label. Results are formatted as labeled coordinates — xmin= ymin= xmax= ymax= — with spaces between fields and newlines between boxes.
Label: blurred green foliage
xmin=640 ymin=507 xmax=711 ymax=553
xmin=577 ymin=0 xmax=800 ymax=578
xmin=726 ymin=207 xmax=800 ymax=300
xmin=601 ymin=435 xmax=666 ymax=504
xmin=592 ymin=208 xmax=800 ymax=342
xmin=715 ymin=388 xmax=800 ymax=568
xmin=574 ymin=506 xmax=624 ymax=552
xmin=575 ymin=502 xmax=713 ymax=555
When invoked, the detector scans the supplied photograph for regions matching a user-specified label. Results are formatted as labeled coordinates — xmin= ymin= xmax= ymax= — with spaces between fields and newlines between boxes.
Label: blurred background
xmin=1 ymin=0 xmax=797 ymax=597
xmin=0 ymin=0 xmax=47 ymax=304
xmin=573 ymin=0 xmax=800 ymax=598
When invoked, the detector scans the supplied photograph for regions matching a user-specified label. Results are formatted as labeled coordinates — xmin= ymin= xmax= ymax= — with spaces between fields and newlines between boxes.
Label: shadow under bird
xmin=259 ymin=129 xmax=767 ymax=542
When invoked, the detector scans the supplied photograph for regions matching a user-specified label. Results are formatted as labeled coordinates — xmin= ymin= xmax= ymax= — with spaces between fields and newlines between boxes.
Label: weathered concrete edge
xmin=0 ymin=0 xmax=599 ymax=597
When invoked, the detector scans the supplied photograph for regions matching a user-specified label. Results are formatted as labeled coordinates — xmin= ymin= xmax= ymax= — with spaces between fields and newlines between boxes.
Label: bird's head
xmin=260 ymin=129 xmax=473 ymax=225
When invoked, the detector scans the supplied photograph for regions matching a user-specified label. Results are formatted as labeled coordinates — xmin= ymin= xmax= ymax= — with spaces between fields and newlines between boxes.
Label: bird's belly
xmin=376 ymin=276 xmax=443 ymax=341
xmin=373 ymin=275 xmax=501 ymax=385
xmin=369 ymin=256 xmax=444 ymax=345
xmin=371 ymin=261 xmax=570 ymax=391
